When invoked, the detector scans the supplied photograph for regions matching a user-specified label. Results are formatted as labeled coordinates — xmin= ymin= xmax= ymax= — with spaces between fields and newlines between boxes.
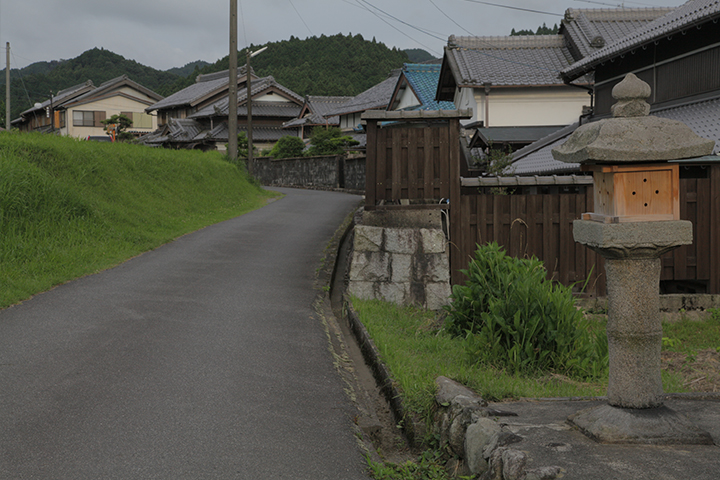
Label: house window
xmin=73 ymin=110 xmax=105 ymax=127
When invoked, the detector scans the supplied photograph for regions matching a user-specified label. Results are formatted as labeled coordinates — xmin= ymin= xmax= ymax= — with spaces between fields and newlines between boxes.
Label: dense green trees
xmin=269 ymin=135 xmax=305 ymax=159
xmin=306 ymin=127 xmax=359 ymax=156
xmin=510 ymin=23 xmax=560 ymax=36
xmin=1 ymin=48 xmax=178 ymax=122
xmin=174 ymin=33 xmax=410 ymax=98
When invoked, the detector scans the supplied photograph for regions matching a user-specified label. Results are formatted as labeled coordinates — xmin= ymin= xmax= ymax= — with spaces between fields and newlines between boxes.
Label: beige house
xmin=14 ymin=75 xmax=163 ymax=139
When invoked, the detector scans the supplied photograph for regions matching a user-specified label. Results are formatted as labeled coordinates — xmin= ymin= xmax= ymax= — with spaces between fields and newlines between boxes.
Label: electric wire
xmin=239 ymin=0 xmax=249 ymax=50
xmin=288 ymin=0 xmax=313 ymax=37
xmin=351 ymin=0 xmax=442 ymax=56
xmin=428 ymin=0 xmax=477 ymax=37
xmin=458 ymin=0 xmax=562 ymax=17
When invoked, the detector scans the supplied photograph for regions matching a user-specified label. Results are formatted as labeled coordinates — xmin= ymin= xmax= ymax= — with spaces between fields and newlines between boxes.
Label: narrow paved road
xmin=0 ymin=188 xmax=370 ymax=479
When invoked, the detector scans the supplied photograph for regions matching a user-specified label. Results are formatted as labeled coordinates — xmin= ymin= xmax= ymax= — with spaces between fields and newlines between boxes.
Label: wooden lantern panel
xmin=582 ymin=164 xmax=679 ymax=223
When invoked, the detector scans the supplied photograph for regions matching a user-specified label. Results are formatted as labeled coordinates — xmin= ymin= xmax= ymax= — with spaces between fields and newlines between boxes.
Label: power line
xmin=458 ymin=0 xmax=562 ymax=17
xmin=288 ymin=0 xmax=314 ymax=37
xmin=351 ymin=0 xmax=442 ymax=55
xmin=428 ymin=0 xmax=476 ymax=37
xmin=239 ymin=0 xmax=249 ymax=49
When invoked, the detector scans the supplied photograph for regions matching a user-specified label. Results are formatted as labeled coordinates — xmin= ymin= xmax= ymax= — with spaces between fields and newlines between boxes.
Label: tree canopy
xmin=510 ymin=23 xmax=559 ymax=36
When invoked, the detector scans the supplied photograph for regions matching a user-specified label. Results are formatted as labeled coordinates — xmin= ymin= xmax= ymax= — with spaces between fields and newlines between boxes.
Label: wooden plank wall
xmin=450 ymin=188 xmax=607 ymax=297
xmin=451 ymin=170 xmax=718 ymax=296
xmin=660 ymin=165 xmax=717 ymax=290
xmin=365 ymin=120 xmax=454 ymax=207
xmin=365 ymin=118 xmax=718 ymax=296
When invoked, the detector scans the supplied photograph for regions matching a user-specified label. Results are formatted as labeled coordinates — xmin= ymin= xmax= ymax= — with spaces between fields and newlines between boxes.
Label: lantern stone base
xmin=568 ymin=404 xmax=714 ymax=445
xmin=569 ymin=219 xmax=713 ymax=443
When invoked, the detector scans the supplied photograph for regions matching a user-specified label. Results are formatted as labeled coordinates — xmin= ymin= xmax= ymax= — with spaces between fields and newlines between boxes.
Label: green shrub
xmin=306 ymin=126 xmax=359 ymax=156
xmin=444 ymin=242 xmax=607 ymax=378
xmin=269 ymin=135 xmax=305 ymax=158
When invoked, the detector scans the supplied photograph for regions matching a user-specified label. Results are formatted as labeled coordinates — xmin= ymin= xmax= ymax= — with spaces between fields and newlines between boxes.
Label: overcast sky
xmin=0 ymin=0 xmax=687 ymax=71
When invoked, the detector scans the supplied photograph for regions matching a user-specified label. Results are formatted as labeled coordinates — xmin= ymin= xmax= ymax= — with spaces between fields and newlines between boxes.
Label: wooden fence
xmin=363 ymin=110 xmax=468 ymax=208
xmin=362 ymin=111 xmax=720 ymax=297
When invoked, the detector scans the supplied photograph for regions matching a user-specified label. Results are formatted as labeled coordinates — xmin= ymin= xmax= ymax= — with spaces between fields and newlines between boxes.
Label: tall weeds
xmin=444 ymin=242 xmax=608 ymax=379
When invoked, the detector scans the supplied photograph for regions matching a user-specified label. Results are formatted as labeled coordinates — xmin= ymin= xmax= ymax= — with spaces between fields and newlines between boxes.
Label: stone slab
xmin=482 ymin=396 xmax=720 ymax=480
xmin=362 ymin=209 xmax=443 ymax=229
xmin=567 ymin=404 xmax=714 ymax=445
xmin=572 ymin=220 xmax=693 ymax=258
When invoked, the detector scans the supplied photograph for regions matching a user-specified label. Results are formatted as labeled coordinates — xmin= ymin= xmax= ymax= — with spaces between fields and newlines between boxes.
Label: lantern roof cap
xmin=552 ymin=73 xmax=715 ymax=164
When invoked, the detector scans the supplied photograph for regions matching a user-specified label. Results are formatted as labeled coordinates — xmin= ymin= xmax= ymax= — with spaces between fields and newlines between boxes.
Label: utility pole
xmin=6 ymin=42 xmax=10 ymax=130
xmin=246 ymin=49 xmax=253 ymax=175
xmin=228 ymin=0 xmax=238 ymax=162
xmin=245 ymin=46 xmax=266 ymax=177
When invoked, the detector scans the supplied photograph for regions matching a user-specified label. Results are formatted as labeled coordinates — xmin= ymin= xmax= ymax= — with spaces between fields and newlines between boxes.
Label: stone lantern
xmin=551 ymin=73 xmax=715 ymax=444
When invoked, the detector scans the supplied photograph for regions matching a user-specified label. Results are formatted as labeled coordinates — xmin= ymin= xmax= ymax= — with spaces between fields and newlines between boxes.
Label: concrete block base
xmin=568 ymin=404 xmax=713 ymax=445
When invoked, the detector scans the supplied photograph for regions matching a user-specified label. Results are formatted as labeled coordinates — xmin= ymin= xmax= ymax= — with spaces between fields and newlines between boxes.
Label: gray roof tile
xmin=510 ymin=94 xmax=720 ymax=175
xmin=147 ymin=66 xmax=252 ymax=112
xmin=561 ymin=7 xmax=673 ymax=60
xmin=563 ymin=0 xmax=720 ymax=80
xmin=324 ymin=70 xmax=401 ymax=116
xmin=19 ymin=81 xmax=95 ymax=115
xmin=444 ymin=35 xmax=574 ymax=86
xmin=189 ymin=76 xmax=303 ymax=119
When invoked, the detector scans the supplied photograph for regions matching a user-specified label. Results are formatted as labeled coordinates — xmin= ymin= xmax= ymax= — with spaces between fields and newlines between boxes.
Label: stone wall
xmin=434 ymin=377 xmax=563 ymax=480
xmin=252 ymin=154 xmax=365 ymax=191
xmin=347 ymin=219 xmax=451 ymax=311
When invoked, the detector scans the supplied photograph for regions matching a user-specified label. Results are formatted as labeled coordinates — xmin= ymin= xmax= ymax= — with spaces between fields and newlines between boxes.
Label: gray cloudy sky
xmin=1 ymin=0 xmax=686 ymax=71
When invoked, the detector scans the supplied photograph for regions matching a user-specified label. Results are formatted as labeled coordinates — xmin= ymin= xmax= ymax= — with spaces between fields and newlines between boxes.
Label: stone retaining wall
xmin=347 ymin=224 xmax=451 ymax=311
xmin=434 ymin=377 xmax=563 ymax=480
xmin=252 ymin=154 xmax=365 ymax=190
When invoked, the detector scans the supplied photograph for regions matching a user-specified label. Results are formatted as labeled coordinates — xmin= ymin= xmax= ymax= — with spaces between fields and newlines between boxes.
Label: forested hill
xmin=2 ymin=35 xmax=422 ymax=123
xmin=168 ymin=33 xmax=411 ymax=97
xmin=1 ymin=48 xmax=179 ymax=122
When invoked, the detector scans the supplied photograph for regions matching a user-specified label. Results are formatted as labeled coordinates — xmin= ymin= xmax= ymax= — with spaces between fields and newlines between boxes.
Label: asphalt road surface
xmin=0 ymin=188 xmax=371 ymax=479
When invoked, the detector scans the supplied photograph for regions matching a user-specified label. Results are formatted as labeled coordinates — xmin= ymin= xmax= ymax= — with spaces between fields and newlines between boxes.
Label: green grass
xmin=0 ymin=132 xmax=277 ymax=308
xmin=352 ymin=298 xmax=720 ymax=429
xmin=352 ymin=298 xmax=608 ymax=423
xmin=662 ymin=308 xmax=720 ymax=354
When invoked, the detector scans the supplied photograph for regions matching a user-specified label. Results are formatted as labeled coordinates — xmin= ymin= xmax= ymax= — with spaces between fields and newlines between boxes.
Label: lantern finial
xmin=611 ymin=73 xmax=651 ymax=118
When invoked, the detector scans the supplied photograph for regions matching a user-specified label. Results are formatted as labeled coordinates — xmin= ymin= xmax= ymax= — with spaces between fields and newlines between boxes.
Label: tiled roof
xmin=63 ymin=75 xmax=163 ymax=108
xmin=189 ymin=76 xmax=303 ymax=119
xmin=147 ymin=66 xmax=252 ymax=112
xmin=443 ymin=35 xmax=575 ymax=86
xmin=204 ymin=122 xmax=298 ymax=142
xmin=563 ymin=0 xmax=720 ymax=80
xmin=399 ymin=63 xmax=455 ymax=110
xmin=284 ymin=96 xmax=352 ymax=127
xmin=509 ymin=94 xmax=720 ymax=175
xmin=19 ymin=81 xmax=94 ymax=116
xmin=228 ymin=102 xmax=301 ymax=118
xmin=470 ymin=125 xmax=566 ymax=148
xmin=324 ymin=70 xmax=401 ymax=117
xmin=561 ymin=7 xmax=674 ymax=60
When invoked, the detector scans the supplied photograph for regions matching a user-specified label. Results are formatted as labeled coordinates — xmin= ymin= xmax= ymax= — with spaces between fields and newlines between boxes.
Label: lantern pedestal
xmin=568 ymin=219 xmax=711 ymax=444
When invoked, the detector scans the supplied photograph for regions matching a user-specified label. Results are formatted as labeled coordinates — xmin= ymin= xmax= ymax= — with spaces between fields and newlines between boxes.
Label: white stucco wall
xmin=255 ymin=92 xmax=292 ymax=102
xmin=458 ymin=86 xmax=588 ymax=127
xmin=395 ymin=87 xmax=420 ymax=111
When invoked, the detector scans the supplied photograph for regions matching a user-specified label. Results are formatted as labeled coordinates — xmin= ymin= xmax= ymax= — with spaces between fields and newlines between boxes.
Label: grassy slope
xmin=0 ymin=132 xmax=276 ymax=308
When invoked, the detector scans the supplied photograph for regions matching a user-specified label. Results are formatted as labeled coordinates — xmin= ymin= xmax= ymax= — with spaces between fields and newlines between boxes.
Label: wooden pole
xmin=228 ymin=0 xmax=238 ymax=162
xmin=6 ymin=42 xmax=10 ymax=130
xmin=246 ymin=49 xmax=253 ymax=175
